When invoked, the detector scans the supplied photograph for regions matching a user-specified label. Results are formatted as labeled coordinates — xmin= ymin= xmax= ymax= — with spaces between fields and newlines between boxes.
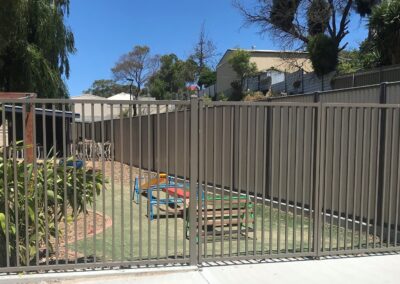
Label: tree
xmin=83 ymin=79 xmax=132 ymax=98
xmin=190 ymin=23 xmax=218 ymax=87
xmin=112 ymin=45 xmax=159 ymax=99
xmin=0 ymin=0 xmax=75 ymax=98
xmin=368 ymin=0 xmax=400 ymax=65
xmin=147 ymin=54 xmax=197 ymax=100
xmin=227 ymin=50 xmax=258 ymax=101
xmin=198 ymin=68 xmax=217 ymax=88
xmin=233 ymin=0 xmax=380 ymax=75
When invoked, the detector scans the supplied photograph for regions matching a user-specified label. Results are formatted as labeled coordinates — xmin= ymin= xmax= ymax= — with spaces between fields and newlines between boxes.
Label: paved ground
xmin=2 ymin=253 xmax=399 ymax=284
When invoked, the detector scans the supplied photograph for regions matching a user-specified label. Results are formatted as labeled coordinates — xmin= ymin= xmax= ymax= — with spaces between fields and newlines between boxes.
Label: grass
xmin=70 ymin=181 xmax=376 ymax=262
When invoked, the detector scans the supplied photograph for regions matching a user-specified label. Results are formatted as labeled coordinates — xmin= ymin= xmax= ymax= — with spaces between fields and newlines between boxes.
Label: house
xmin=216 ymin=49 xmax=313 ymax=94
xmin=73 ymin=93 xmax=174 ymax=120
xmin=72 ymin=93 xmax=109 ymax=122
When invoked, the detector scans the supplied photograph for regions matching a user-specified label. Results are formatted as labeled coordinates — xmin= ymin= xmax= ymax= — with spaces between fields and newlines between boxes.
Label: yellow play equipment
xmin=134 ymin=173 xmax=171 ymax=201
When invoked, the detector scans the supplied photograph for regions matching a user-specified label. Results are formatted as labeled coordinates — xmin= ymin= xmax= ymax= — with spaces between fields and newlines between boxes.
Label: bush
xmin=0 ymin=148 xmax=105 ymax=266
xmin=308 ymin=34 xmax=339 ymax=76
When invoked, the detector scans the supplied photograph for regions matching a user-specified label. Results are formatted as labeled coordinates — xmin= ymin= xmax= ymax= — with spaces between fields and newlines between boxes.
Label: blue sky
xmin=66 ymin=0 xmax=369 ymax=97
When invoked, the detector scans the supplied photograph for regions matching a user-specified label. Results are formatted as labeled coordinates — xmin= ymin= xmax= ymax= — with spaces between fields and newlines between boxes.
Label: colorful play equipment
xmin=133 ymin=173 xmax=189 ymax=220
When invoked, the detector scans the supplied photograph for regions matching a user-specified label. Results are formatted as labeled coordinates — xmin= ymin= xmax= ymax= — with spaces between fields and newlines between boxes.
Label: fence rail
xmin=0 ymin=92 xmax=399 ymax=273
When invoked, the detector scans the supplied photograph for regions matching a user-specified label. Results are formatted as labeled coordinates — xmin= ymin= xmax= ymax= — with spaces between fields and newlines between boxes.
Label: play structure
xmin=134 ymin=173 xmax=189 ymax=220
xmin=134 ymin=173 xmax=254 ymax=239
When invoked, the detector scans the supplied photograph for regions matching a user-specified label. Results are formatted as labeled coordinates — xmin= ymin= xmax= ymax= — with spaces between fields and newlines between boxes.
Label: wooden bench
xmin=187 ymin=194 xmax=255 ymax=240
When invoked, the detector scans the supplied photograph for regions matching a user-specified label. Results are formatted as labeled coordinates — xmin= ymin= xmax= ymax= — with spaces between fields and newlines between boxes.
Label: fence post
xmin=313 ymin=102 xmax=323 ymax=258
xmin=376 ymin=82 xmax=387 ymax=238
xmin=189 ymin=95 xmax=199 ymax=266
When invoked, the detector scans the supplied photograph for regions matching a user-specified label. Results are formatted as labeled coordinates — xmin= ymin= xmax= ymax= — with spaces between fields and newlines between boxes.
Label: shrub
xmin=308 ymin=34 xmax=339 ymax=76
xmin=0 ymin=148 xmax=105 ymax=266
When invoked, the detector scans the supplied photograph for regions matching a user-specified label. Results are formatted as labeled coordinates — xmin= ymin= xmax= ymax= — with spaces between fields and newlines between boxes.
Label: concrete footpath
xmin=2 ymin=253 xmax=400 ymax=284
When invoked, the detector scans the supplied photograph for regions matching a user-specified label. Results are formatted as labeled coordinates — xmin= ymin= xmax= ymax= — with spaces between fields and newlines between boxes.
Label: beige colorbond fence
xmin=269 ymin=81 xmax=400 ymax=104
xmin=332 ymin=65 xmax=400 ymax=89
xmin=78 ymin=86 xmax=400 ymax=248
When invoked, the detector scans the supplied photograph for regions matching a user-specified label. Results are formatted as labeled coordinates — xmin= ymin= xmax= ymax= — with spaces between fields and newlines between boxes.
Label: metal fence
xmin=268 ymin=81 xmax=400 ymax=104
xmin=0 ymin=97 xmax=399 ymax=273
xmin=332 ymin=65 xmax=400 ymax=89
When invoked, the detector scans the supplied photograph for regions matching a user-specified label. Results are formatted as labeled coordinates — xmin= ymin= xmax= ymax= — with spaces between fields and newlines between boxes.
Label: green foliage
xmin=216 ymin=92 xmax=228 ymax=101
xmin=0 ymin=147 xmax=105 ymax=266
xmin=197 ymin=68 xmax=216 ymax=88
xmin=307 ymin=0 xmax=331 ymax=35
xmin=227 ymin=50 xmax=257 ymax=101
xmin=337 ymin=50 xmax=364 ymax=74
xmin=147 ymin=54 xmax=197 ymax=100
xmin=83 ymin=80 xmax=132 ymax=98
xmin=228 ymin=50 xmax=257 ymax=80
xmin=0 ymin=0 xmax=75 ymax=98
xmin=369 ymin=0 xmax=400 ymax=65
xmin=308 ymin=34 xmax=339 ymax=76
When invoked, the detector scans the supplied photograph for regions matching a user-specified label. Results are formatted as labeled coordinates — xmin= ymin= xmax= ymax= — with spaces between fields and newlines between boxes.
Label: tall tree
xmin=83 ymin=79 xmax=132 ymax=98
xmin=191 ymin=22 xmax=218 ymax=84
xmin=233 ymin=0 xmax=380 ymax=75
xmin=112 ymin=45 xmax=159 ymax=99
xmin=0 ymin=0 xmax=75 ymax=98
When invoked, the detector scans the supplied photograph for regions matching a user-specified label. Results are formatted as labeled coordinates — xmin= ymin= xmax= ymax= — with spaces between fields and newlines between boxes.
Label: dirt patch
xmin=43 ymin=210 xmax=112 ymax=262
xmin=86 ymin=161 xmax=141 ymax=186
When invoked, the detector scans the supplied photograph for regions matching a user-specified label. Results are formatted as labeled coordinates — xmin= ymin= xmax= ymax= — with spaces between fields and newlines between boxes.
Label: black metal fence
xmin=0 ymin=94 xmax=399 ymax=273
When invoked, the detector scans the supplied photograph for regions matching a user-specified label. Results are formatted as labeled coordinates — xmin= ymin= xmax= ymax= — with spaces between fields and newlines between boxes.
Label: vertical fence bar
xmin=245 ymin=106 xmax=251 ymax=255
xmin=129 ymin=103 xmax=133 ymax=260
xmin=81 ymin=103 xmax=87 ymax=263
xmin=189 ymin=97 xmax=199 ymax=265
xmin=174 ymin=105 xmax=178 ymax=259
xmin=91 ymin=103 xmax=97 ymax=262
xmin=22 ymin=104 xmax=29 ymax=265
xmin=147 ymin=104 xmax=151 ymax=260
xmin=110 ymin=103 xmax=115 ymax=261
xmin=203 ymin=105 xmax=208 ymax=258
xmin=198 ymin=99 xmax=204 ymax=261
xmin=41 ymin=104 xmax=49 ymax=265
xmin=253 ymin=106 xmax=259 ymax=256
xmin=61 ymin=104 xmax=68 ymax=262
xmin=120 ymin=104 xmax=125 ymax=261
xmin=313 ymin=103 xmax=322 ymax=257
xmin=11 ymin=104 xmax=19 ymax=266
xmin=138 ymin=104 xmax=143 ymax=260
xmin=164 ymin=104 xmax=169 ymax=259
xmin=156 ymin=104 xmax=160 ymax=260
xmin=261 ymin=106 xmax=268 ymax=255
xmin=51 ymin=104 xmax=59 ymax=263
xmin=212 ymin=105 xmax=217 ymax=257
xmin=183 ymin=107 xmax=188 ymax=259
xmin=32 ymin=104 xmax=40 ymax=265
xmin=71 ymin=103 xmax=78 ymax=263
xmin=2 ymin=104 xmax=10 ymax=267
xmin=229 ymin=106 xmax=234 ymax=257
xmin=101 ymin=103 xmax=106 ymax=260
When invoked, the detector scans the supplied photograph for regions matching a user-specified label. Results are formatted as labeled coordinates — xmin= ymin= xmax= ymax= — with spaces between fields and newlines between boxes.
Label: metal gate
xmin=0 ymin=97 xmax=399 ymax=273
